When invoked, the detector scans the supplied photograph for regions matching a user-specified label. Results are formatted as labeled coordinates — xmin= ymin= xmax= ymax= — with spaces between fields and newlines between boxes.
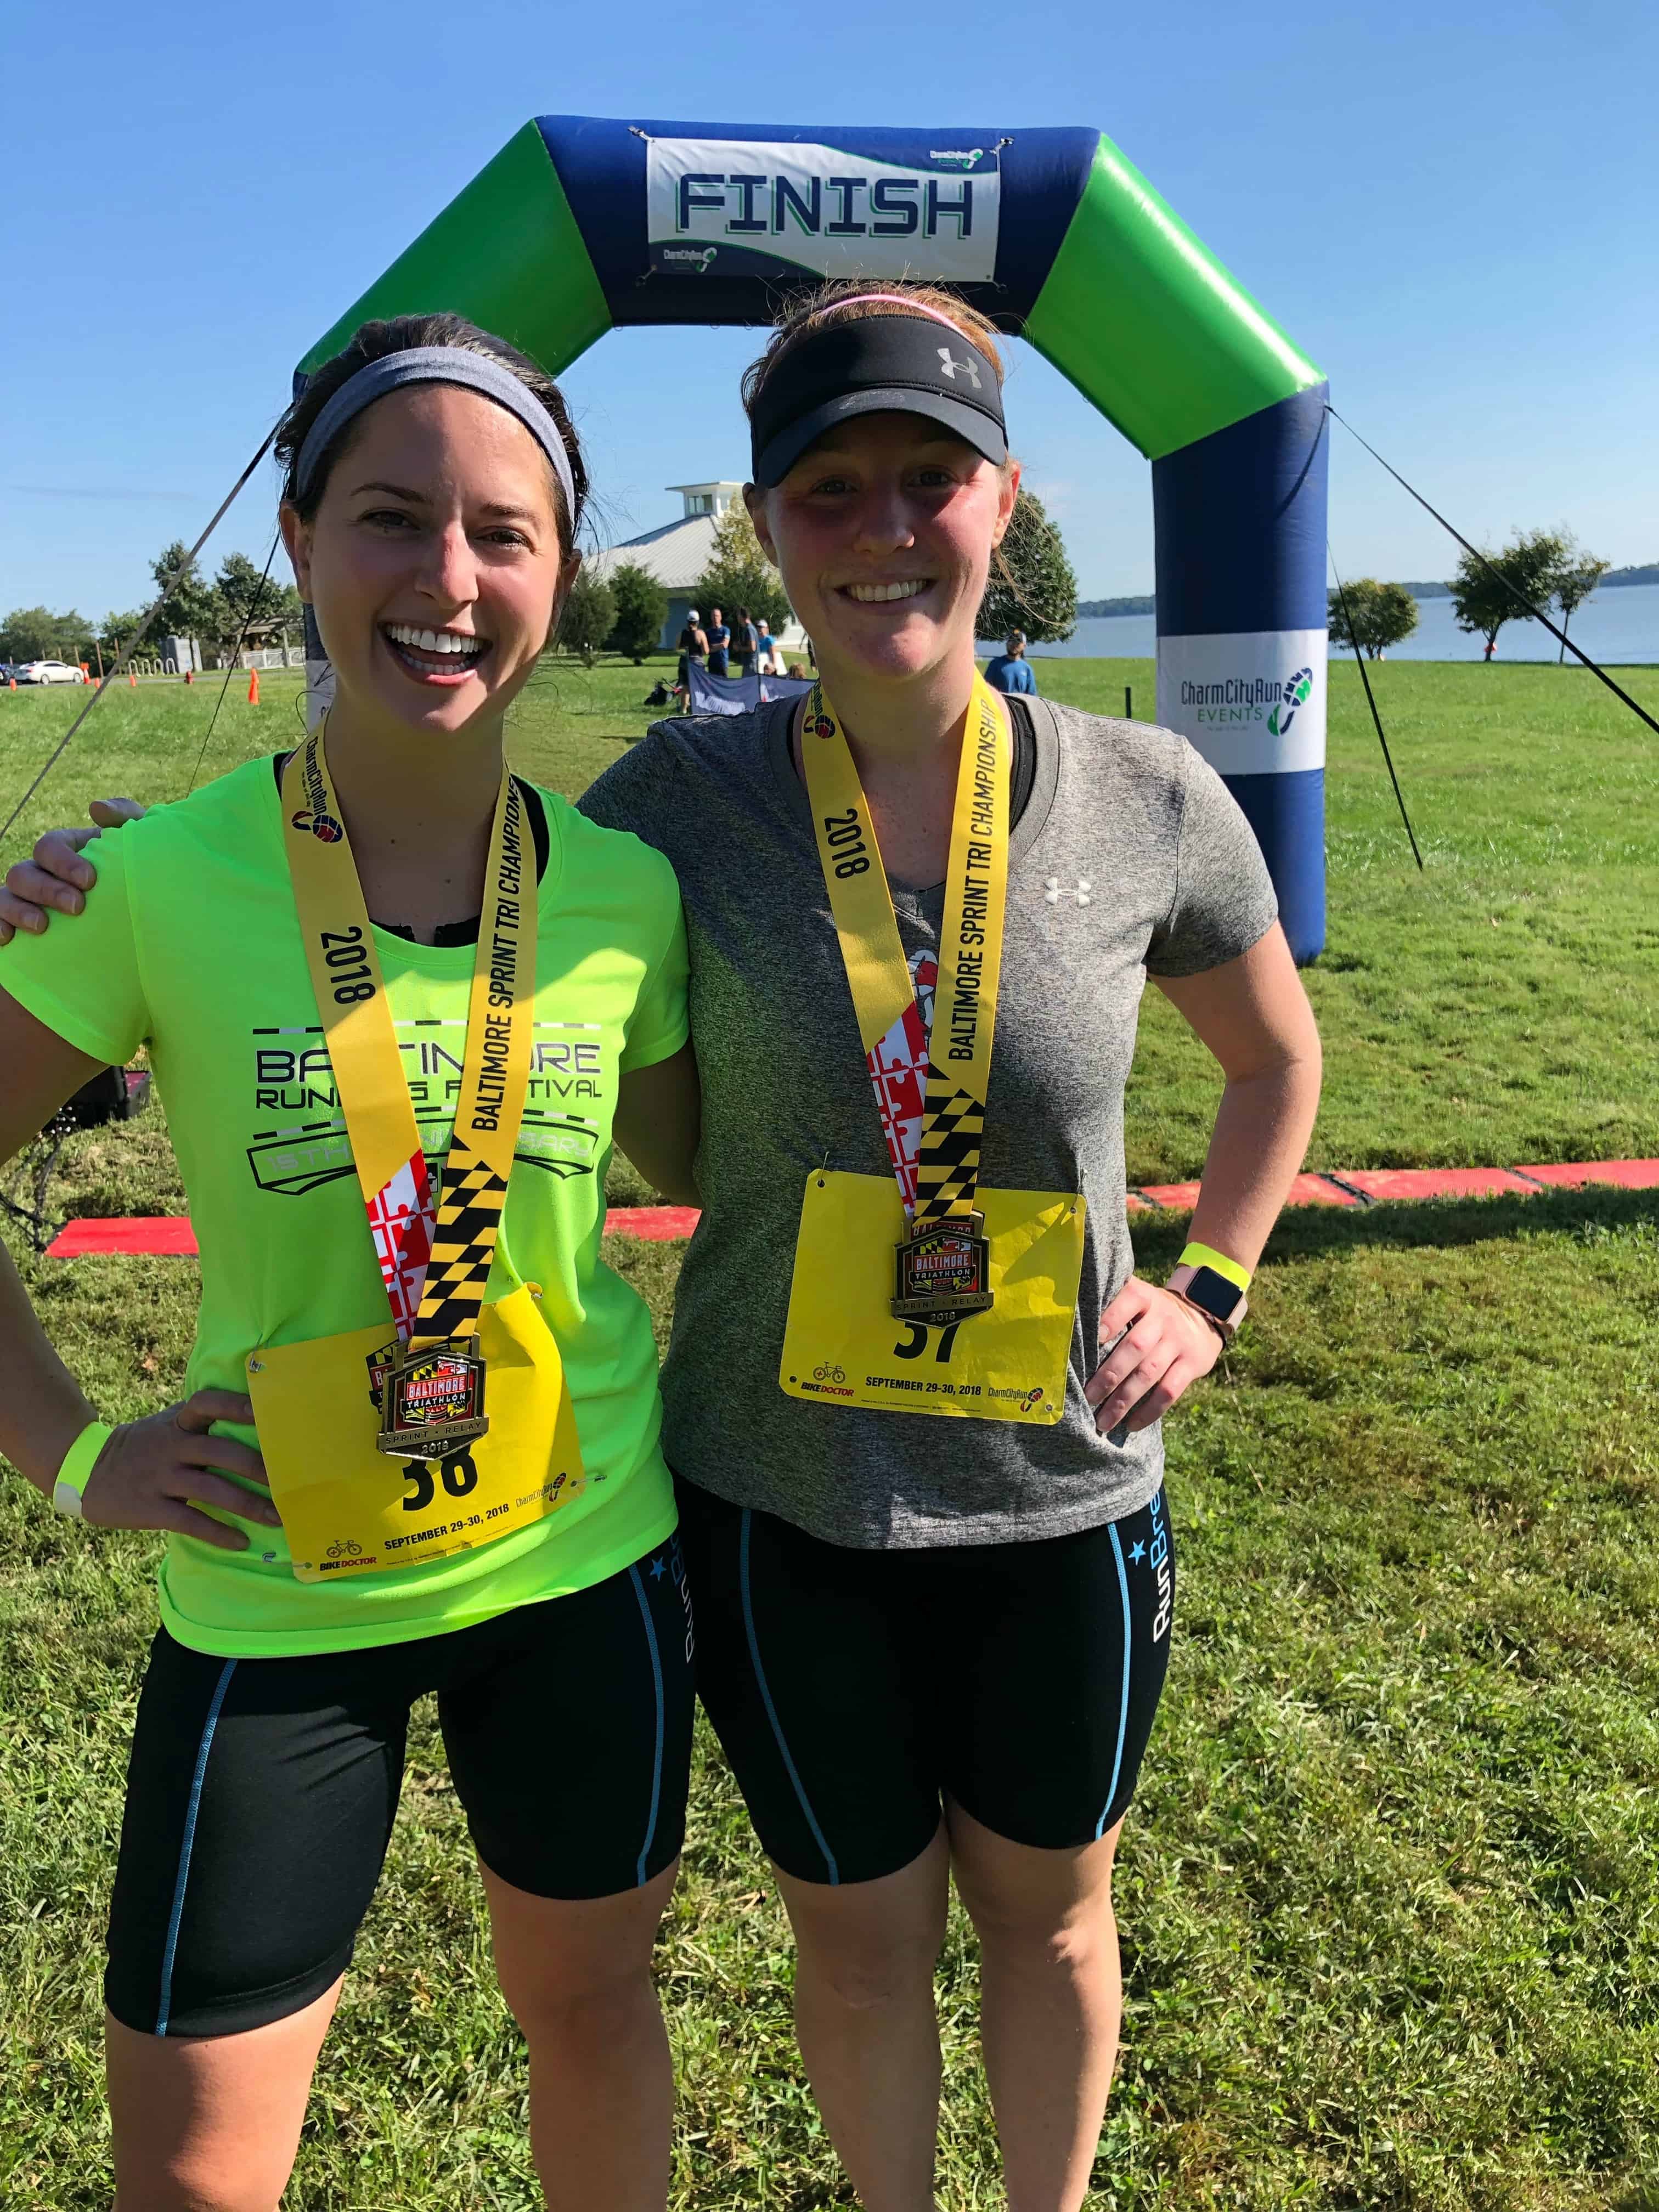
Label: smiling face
xmin=747 ymin=410 xmax=1019 ymax=696
xmin=280 ymin=383 xmax=577 ymax=744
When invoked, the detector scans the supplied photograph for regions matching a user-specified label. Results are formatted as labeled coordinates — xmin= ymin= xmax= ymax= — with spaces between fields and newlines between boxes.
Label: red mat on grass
xmin=44 ymin=1161 xmax=1659 ymax=1258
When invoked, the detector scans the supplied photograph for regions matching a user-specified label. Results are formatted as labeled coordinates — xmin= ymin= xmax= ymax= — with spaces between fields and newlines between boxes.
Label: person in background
xmin=706 ymin=607 xmax=730 ymax=679
xmin=673 ymin=608 xmax=708 ymax=706
xmin=732 ymin=607 xmax=760 ymax=678
xmin=984 ymin=629 xmax=1038 ymax=695
xmin=754 ymin=618 xmax=778 ymax=675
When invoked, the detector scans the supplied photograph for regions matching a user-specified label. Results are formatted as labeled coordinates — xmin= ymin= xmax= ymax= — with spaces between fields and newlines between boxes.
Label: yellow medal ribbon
xmin=800 ymin=670 xmax=1008 ymax=1224
xmin=253 ymin=728 xmax=585 ymax=1579
xmin=281 ymin=724 xmax=535 ymax=1350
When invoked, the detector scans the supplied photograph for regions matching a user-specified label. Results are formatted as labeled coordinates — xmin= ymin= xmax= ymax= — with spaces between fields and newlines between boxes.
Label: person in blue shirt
xmin=984 ymin=629 xmax=1038 ymax=695
xmin=707 ymin=607 xmax=731 ymax=678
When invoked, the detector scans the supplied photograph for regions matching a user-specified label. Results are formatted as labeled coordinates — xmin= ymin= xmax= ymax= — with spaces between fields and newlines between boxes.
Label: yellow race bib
xmin=246 ymin=1283 xmax=586 ymax=1583
xmin=780 ymin=1171 xmax=1085 ymax=1424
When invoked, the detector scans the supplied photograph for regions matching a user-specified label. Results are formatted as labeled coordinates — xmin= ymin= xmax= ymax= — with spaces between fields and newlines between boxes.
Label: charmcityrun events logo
xmin=1179 ymin=662 xmax=1318 ymax=733
xmin=291 ymin=741 xmax=343 ymax=840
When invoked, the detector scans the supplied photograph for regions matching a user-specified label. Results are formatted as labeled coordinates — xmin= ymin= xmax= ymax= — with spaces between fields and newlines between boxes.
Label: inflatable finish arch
xmin=301 ymin=117 xmax=1330 ymax=958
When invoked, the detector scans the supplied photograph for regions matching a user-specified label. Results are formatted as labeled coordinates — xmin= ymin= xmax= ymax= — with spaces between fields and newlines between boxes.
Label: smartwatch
xmin=1167 ymin=1243 xmax=1250 ymax=1343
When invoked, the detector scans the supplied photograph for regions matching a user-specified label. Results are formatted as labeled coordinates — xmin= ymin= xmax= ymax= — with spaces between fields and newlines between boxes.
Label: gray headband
xmin=293 ymin=345 xmax=576 ymax=528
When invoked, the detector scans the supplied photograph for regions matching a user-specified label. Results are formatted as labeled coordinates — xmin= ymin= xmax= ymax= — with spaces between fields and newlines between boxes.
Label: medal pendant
xmin=892 ymin=1210 xmax=995 ymax=1325
xmin=376 ymin=1339 xmax=489 ymax=1460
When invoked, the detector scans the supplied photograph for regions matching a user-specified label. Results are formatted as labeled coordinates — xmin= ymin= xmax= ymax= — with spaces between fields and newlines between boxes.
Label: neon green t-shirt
xmin=1 ymin=757 xmax=688 ymax=1658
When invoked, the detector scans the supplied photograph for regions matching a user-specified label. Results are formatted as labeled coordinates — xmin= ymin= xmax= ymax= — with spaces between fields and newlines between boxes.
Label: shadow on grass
xmin=1130 ymin=1183 xmax=1659 ymax=1270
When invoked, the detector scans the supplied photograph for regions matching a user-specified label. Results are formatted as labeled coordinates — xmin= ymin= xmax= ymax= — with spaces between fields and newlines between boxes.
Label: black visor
xmin=750 ymin=314 xmax=1007 ymax=487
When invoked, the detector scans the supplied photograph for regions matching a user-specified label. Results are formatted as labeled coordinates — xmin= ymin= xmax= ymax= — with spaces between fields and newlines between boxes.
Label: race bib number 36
xmin=247 ymin=1284 xmax=585 ymax=1582
xmin=779 ymin=1171 xmax=1084 ymax=1424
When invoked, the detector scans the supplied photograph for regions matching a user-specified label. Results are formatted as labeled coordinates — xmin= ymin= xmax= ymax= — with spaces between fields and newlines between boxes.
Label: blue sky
xmin=3 ymin=0 xmax=1654 ymax=617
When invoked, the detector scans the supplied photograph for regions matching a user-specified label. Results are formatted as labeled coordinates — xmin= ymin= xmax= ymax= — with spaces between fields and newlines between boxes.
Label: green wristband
xmin=53 ymin=1420 xmax=112 ymax=1520
xmin=1177 ymin=1242 xmax=1252 ymax=1295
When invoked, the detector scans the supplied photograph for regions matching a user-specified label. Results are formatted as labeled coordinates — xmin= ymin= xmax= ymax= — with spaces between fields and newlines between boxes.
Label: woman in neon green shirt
xmin=0 ymin=315 xmax=701 ymax=2211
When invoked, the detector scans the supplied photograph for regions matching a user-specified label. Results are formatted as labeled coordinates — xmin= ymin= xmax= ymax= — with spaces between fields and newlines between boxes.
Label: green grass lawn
xmin=2 ymin=660 xmax=1658 ymax=2208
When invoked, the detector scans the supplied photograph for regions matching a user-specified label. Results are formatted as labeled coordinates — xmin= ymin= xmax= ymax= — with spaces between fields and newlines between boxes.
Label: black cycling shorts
xmin=675 ymin=1479 xmax=1174 ymax=1886
xmin=106 ymin=1543 xmax=695 ymax=2039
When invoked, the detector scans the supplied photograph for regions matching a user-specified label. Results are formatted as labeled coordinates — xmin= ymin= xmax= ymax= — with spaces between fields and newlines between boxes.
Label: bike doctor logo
xmin=647 ymin=136 xmax=1002 ymax=284
xmin=1155 ymin=629 xmax=1328 ymax=777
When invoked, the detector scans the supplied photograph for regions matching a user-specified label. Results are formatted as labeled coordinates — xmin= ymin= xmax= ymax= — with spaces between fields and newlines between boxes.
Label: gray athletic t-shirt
xmin=579 ymin=696 xmax=1277 ymax=1548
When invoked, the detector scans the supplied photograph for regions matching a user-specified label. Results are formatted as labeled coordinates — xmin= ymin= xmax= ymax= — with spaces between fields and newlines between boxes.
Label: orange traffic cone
xmin=128 ymin=669 xmax=137 ymax=687
xmin=247 ymin=667 xmax=261 ymax=705
xmin=184 ymin=668 xmax=194 ymax=686
xmin=7 ymin=676 xmax=15 ymax=691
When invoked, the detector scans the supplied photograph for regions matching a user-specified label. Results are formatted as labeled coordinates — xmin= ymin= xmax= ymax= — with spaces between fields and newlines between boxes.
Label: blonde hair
xmin=740 ymin=279 xmax=1008 ymax=424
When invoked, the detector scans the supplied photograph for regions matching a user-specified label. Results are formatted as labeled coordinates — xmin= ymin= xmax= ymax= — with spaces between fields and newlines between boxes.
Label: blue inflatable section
xmin=1153 ymin=386 xmax=1330 ymax=961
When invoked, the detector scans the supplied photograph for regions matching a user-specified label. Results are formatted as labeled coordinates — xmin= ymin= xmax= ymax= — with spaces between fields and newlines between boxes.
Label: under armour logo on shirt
xmin=1045 ymin=878 xmax=1092 ymax=906
xmin=937 ymin=346 xmax=982 ymax=389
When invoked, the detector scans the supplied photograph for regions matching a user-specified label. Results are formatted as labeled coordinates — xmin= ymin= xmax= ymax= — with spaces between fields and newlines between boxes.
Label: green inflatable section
xmin=300 ymin=123 xmax=608 ymax=382
xmin=1022 ymin=139 xmax=1320 ymax=460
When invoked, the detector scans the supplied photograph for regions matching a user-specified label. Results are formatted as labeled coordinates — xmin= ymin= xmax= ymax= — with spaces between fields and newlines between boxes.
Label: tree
xmin=213 ymin=551 xmax=304 ymax=651
xmin=1450 ymin=527 xmax=1568 ymax=659
xmin=554 ymin=569 xmax=617 ymax=665
xmin=1327 ymin=578 xmax=1419 ymax=659
xmin=149 ymin=540 xmax=222 ymax=647
xmin=0 ymin=606 xmax=93 ymax=663
xmin=1549 ymin=535 xmax=1610 ymax=665
xmin=605 ymin=563 xmax=668 ymax=663
xmin=97 ymin=608 xmax=153 ymax=660
xmin=976 ymin=489 xmax=1077 ymax=645
xmin=692 ymin=501 xmax=793 ymax=636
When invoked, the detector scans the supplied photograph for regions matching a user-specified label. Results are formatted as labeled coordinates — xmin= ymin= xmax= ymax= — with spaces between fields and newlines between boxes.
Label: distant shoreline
xmin=1075 ymin=563 xmax=1659 ymax=617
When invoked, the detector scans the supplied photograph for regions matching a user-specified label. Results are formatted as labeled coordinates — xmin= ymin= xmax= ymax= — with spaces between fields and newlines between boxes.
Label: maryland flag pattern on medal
xmin=913 ymin=1075 xmax=986 ymax=1221
xmin=414 ymin=1137 xmax=509 ymax=1344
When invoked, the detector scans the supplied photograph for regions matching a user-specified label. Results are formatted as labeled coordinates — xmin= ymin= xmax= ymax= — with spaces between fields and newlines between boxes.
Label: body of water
xmin=987 ymin=582 xmax=1659 ymax=665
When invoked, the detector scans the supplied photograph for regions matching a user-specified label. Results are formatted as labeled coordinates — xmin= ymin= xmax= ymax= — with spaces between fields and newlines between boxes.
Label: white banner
xmin=646 ymin=138 xmax=1001 ymax=284
xmin=1156 ymin=629 xmax=1327 ymax=776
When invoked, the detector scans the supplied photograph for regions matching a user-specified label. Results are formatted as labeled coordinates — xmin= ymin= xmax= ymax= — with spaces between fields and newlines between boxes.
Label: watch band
xmin=52 ymin=1420 xmax=113 ymax=1519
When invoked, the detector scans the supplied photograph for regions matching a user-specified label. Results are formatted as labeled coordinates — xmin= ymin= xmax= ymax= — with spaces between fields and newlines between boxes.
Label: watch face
xmin=1184 ymin=1266 xmax=1244 ymax=1326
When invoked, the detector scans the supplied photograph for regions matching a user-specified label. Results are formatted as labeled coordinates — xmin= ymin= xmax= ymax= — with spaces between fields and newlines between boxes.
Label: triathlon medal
xmin=377 ymin=1338 xmax=488 ymax=1458
xmin=893 ymin=1209 xmax=993 ymax=1323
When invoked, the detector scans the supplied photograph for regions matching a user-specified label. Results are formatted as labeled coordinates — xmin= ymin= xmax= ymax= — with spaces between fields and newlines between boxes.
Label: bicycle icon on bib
xmin=812 ymin=1362 xmax=847 ymax=1385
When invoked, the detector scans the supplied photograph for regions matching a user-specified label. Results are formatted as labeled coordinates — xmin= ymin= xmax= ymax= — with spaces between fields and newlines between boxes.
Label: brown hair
xmin=740 ymin=279 xmax=1008 ymax=427
xmin=274 ymin=313 xmax=589 ymax=552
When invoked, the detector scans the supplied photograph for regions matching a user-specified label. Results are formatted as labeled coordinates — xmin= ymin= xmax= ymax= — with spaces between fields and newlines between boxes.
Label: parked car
xmin=12 ymin=659 xmax=88 ymax=684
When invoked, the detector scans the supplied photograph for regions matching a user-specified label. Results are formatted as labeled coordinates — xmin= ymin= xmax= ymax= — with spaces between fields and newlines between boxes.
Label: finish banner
xmin=646 ymin=136 xmax=1002 ymax=285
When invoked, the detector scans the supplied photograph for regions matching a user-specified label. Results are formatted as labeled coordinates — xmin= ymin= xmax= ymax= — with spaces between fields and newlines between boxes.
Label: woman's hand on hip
xmin=80 ymin=1390 xmax=280 ymax=1550
xmin=1085 ymin=1277 xmax=1223 ymax=1437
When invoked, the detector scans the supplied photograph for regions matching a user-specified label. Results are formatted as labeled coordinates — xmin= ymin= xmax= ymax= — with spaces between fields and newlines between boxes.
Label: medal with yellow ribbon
xmin=777 ymin=674 xmax=1086 ymax=1425
xmin=242 ymin=729 xmax=585 ymax=1582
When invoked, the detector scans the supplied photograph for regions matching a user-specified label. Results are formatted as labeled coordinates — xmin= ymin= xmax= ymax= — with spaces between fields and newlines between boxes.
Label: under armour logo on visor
xmin=937 ymin=347 xmax=981 ymax=389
